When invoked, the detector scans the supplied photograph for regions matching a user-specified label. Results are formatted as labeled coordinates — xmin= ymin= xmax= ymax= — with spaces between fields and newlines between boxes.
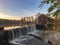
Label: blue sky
xmin=0 ymin=0 xmax=51 ymax=17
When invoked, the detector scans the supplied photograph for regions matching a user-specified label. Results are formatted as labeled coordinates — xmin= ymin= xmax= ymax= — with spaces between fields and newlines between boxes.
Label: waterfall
xmin=8 ymin=30 xmax=15 ymax=41
xmin=7 ymin=25 xmax=36 ymax=44
xmin=16 ymin=29 xmax=19 ymax=38
xmin=27 ymin=25 xmax=35 ymax=32
xmin=7 ymin=25 xmax=36 ymax=41
xmin=26 ymin=26 xmax=31 ymax=32
xmin=32 ymin=24 xmax=36 ymax=30
xmin=14 ymin=29 xmax=19 ymax=38
xmin=20 ymin=27 xmax=28 ymax=35
xmin=18 ymin=28 xmax=22 ymax=35
xmin=16 ymin=28 xmax=22 ymax=37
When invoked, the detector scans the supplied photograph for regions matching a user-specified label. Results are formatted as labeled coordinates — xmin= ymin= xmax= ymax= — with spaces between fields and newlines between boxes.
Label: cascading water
xmin=11 ymin=30 xmax=15 ymax=39
xmin=18 ymin=28 xmax=22 ymax=35
xmin=26 ymin=25 xmax=36 ymax=33
xmin=7 ymin=25 xmax=36 ymax=45
xmin=8 ymin=29 xmax=21 ymax=44
xmin=32 ymin=24 xmax=36 ymax=30
xmin=14 ymin=29 xmax=19 ymax=38
xmin=26 ymin=26 xmax=32 ymax=32
xmin=16 ymin=28 xmax=22 ymax=37
xmin=21 ymin=27 xmax=28 ymax=35
xmin=16 ymin=29 xmax=19 ymax=38
xmin=8 ymin=30 xmax=15 ymax=41
xmin=5 ymin=25 xmax=60 ymax=45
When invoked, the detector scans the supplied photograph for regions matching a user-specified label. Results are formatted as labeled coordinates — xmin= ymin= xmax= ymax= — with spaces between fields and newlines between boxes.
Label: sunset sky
xmin=0 ymin=13 xmax=21 ymax=20
xmin=0 ymin=0 xmax=51 ymax=19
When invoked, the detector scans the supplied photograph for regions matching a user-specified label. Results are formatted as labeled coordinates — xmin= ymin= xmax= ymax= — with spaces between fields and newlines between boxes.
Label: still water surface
xmin=4 ymin=26 xmax=22 ymax=30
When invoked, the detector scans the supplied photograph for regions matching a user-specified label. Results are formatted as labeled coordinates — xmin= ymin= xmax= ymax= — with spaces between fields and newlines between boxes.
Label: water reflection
xmin=4 ymin=26 xmax=22 ymax=30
